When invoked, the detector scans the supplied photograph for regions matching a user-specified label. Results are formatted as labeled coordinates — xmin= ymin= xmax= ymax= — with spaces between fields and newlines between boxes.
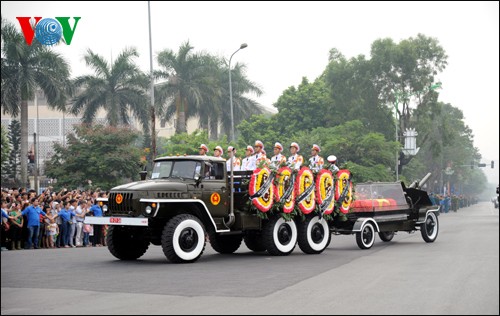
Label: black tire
xmin=243 ymin=231 xmax=266 ymax=252
xmin=356 ymin=222 xmax=375 ymax=249
xmin=378 ymin=231 xmax=395 ymax=242
xmin=297 ymin=215 xmax=331 ymax=254
xmin=262 ymin=215 xmax=297 ymax=256
xmin=107 ymin=226 xmax=150 ymax=260
xmin=421 ymin=212 xmax=439 ymax=243
xmin=209 ymin=233 xmax=242 ymax=254
xmin=161 ymin=214 xmax=206 ymax=263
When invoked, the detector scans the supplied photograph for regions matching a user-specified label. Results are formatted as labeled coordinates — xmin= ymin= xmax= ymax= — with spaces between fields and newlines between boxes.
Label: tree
xmin=370 ymin=34 xmax=448 ymax=145
xmin=155 ymin=41 xmax=217 ymax=134
xmin=44 ymin=124 xmax=142 ymax=190
xmin=273 ymin=77 xmax=335 ymax=136
xmin=1 ymin=125 xmax=10 ymax=182
xmin=6 ymin=120 xmax=21 ymax=184
xmin=70 ymin=48 xmax=149 ymax=129
xmin=218 ymin=61 xmax=264 ymax=139
xmin=1 ymin=18 xmax=71 ymax=187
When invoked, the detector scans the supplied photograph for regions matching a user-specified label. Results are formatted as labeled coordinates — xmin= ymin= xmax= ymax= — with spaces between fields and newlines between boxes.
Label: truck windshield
xmin=151 ymin=160 xmax=201 ymax=180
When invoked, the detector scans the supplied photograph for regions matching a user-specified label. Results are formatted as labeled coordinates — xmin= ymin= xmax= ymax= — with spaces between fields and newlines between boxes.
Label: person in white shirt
xmin=309 ymin=144 xmax=325 ymax=172
xmin=287 ymin=142 xmax=304 ymax=170
xmin=241 ymin=146 xmax=255 ymax=171
xmin=226 ymin=146 xmax=241 ymax=171
xmin=271 ymin=142 xmax=287 ymax=169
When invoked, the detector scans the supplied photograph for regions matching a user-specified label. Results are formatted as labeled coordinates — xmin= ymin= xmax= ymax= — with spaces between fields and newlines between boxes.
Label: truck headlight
xmin=102 ymin=205 xmax=108 ymax=213
xmin=145 ymin=205 xmax=152 ymax=214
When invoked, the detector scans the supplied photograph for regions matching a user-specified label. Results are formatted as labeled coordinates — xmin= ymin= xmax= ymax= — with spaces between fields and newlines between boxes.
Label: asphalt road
xmin=1 ymin=202 xmax=498 ymax=315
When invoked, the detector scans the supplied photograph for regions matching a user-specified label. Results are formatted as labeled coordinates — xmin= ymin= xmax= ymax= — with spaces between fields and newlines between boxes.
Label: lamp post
xmin=394 ymin=82 xmax=442 ymax=181
xmin=229 ymin=43 xmax=248 ymax=142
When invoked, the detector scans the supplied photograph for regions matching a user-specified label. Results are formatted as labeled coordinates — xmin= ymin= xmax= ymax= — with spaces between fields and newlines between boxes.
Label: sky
xmin=2 ymin=1 xmax=499 ymax=183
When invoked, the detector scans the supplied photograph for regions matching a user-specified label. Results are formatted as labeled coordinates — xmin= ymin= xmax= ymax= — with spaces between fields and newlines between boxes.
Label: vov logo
xmin=16 ymin=17 xmax=81 ymax=46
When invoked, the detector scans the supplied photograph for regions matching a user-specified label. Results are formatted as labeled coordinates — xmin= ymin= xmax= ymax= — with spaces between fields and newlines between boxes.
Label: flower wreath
xmin=335 ymin=169 xmax=353 ymax=214
xmin=315 ymin=169 xmax=335 ymax=215
xmin=274 ymin=166 xmax=295 ymax=214
xmin=294 ymin=167 xmax=316 ymax=214
xmin=249 ymin=167 xmax=274 ymax=212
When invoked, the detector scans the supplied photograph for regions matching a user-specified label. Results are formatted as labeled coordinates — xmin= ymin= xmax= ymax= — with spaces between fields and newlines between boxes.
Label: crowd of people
xmin=429 ymin=193 xmax=478 ymax=213
xmin=1 ymin=187 xmax=108 ymax=251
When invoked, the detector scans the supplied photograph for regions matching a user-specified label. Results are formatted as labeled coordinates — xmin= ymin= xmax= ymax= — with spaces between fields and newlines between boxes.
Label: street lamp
xmin=394 ymin=82 xmax=442 ymax=181
xmin=229 ymin=43 xmax=248 ymax=142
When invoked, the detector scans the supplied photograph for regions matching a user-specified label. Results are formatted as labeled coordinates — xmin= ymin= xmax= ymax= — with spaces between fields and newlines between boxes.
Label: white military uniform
xmin=309 ymin=155 xmax=324 ymax=172
xmin=287 ymin=154 xmax=304 ymax=170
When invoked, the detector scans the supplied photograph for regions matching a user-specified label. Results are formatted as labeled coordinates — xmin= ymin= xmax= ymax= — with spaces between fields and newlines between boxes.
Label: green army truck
xmin=85 ymin=155 xmax=316 ymax=263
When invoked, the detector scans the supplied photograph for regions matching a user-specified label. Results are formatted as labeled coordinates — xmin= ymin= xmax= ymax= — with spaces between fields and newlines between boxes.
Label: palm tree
xmin=155 ymin=41 xmax=218 ymax=134
xmin=218 ymin=61 xmax=264 ymax=138
xmin=1 ymin=18 xmax=71 ymax=186
xmin=70 ymin=48 xmax=149 ymax=128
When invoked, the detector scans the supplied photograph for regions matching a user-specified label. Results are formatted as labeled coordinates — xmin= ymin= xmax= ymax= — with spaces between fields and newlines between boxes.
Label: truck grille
xmin=108 ymin=192 xmax=134 ymax=215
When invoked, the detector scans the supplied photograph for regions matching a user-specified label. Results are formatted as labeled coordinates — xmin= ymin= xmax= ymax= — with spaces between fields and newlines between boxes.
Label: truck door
xmin=201 ymin=161 xmax=228 ymax=218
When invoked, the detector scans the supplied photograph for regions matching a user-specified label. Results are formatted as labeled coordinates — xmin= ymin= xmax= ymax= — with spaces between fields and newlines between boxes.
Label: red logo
xmin=116 ymin=194 xmax=123 ymax=204
xmin=210 ymin=193 xmax=221 ymax=206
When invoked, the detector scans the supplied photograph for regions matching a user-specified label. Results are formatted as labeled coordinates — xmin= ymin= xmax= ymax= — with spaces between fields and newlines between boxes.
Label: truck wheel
xmin=297 ymin=215 xmax=331 ymax=254
xmin=107 ymin=226 xmax=150 ymax=260
xmin=356 ymin=222 xmax=375 ymax=249
xmin=243 ymin=231 xmax=266 ymax=252
xmin=162 ymin=214 xmax=206 ymax=263
xmin=262 ymin=216 xmax=297 ymax=256
xmin=421 ymin=212 xmax=439 ymax=243
xmin=209 ymin=233 xmax=242 ymax=254
xmin=378 ymin=231 xmax=395 ymax=242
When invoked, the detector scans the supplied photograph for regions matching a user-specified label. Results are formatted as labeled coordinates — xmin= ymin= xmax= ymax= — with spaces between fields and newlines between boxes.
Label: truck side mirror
xmin=139 ymin=171 xmax=148 ymax=181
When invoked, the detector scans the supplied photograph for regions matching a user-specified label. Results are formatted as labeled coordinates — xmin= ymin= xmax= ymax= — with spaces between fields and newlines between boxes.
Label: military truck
xmin=85 ymin=155 xmax=439 ymax=263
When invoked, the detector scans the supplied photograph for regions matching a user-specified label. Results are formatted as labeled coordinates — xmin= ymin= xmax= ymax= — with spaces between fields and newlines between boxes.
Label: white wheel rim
xmin=273 ymin=218 xmax=297 ymax=253
xmin=307 ymin=217 xmax=330 ymax=251
xmin=362 ymin=223 xmax=375 ymax=248
xmin=173 ymin=219 xmax=205 ymax=260
xmin=425 ymin=213 xmax=438 ymax=240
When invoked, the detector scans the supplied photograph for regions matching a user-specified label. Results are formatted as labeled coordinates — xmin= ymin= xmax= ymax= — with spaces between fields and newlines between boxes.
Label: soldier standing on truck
xmin=214 ymin=146 xmax=224 ymax=158
xmin=270 ymin=142 xmax=286 ymax=168
xmin=198 ymin=144 xmax=208 ymax=156
xmin=241 ymin=145 xmax=255 ymax=170
xmin=226 ymin=146 xmax=241 ymax=171
xmin=254 ymin=140 xmax=267 ymax=167
xmin=308 ymin=144 xmax=324 ymax=172
xmin=287 ymin=142 xmax=303 ymax=170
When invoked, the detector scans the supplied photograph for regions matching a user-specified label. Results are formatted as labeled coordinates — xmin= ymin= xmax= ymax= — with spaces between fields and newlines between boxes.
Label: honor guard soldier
xmin=287 ymin=142 xmax=304 ymax=170
xmin=226 ymin=146 xmax=241 ymax=171
xmin=309 ymin=144 xmax=325 ymax=172
xmin=271 ymin=142 xmax=287 ymax=168
xmin=242 ymin=146 xmax=255 ymax=171
xmin=254 ymin=140 xmax=267 ymax=167
xmin=199 ymin=144 xmax=208 ymax=156
xmin=214 ymin=146 xmax=223 ymax=158
xmin=327 ymin=155 xmax=340 ymax=173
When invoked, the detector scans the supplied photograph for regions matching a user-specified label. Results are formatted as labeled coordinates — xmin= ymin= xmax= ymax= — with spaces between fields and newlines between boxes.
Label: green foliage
xmin=1 ymin=125 xmax=10 ymax=178
xmin=273 ymin=77 xmax=334 ymax=136
xmin=44 ymin=124 xmax=141 ymax=190
xmin=70 ymin=48 xmax=149 ymax=129
xmin=5 ymin=120 xmax=21 ymax=184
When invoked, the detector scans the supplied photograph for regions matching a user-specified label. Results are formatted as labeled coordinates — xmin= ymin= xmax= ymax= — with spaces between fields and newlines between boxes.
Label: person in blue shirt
xmin=56 ymin=201 xmax=75 ymax=247
xmin=15 ymin=198 xmax=48 ymax=249
xmin=89 ymin=199 xmax=103 ymax=246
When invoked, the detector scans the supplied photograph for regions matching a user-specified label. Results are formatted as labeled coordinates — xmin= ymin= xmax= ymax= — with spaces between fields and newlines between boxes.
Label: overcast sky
xmin=2 ymin=1 xmax=499 ymax=182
